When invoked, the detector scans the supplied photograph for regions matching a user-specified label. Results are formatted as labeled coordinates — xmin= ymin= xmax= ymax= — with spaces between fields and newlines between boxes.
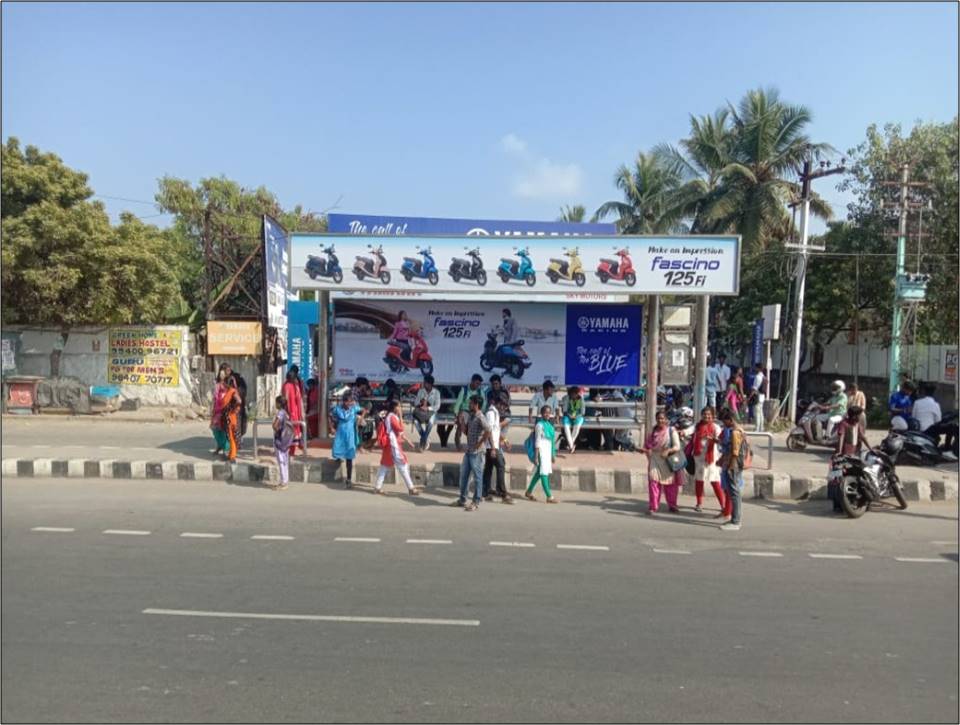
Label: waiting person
xmin=561 ymin=385 xmax=586 ymax=453
xmin=374 ymin=398 xmax=421 ymax=496
xmin=888 ymin=381 xmax=915 ymax=425
xmin=525 ymin=405 xmax=558 ymax=503
xmin=482 ymin=392 xmax=512 ymax=503
xmin=718 ymin=409 xmax=746 ymax=531
xmin=724 ymin=367 xmax=745 ymax=421
xmin=271 ymin=395 xmax=295 ymax=490
xmin=705 ymin=360 xmax=722 ymax=409
xmin=435 ymin=384 xmax=457 ymax=448
xmin=220 ymin=376 xmax=242 ymax=462
xmin=305 ymin=378 xmax=320 ymax=439
xmin=691 ymin=406 xmax=726 ymax=515
xmin=388 ymin=310 xmax=412 ymax=361
xmin=413 ymin=374 xmax=441 ymax=451
xmin=222 ymin=364 xmax=248 ymax=440
xmin=641 ymin=410 xmax=682 ymax=515
xmin=452 ymin=395 xmax=490 ymax=511
xmin=848 ymin=383 xmax=867 ymax=428
xmin=750 ymin=363 xmax=766 ymax=432
xmin=331 ymin=390 xmax=365 ymax=488
xmin=486 ymin=374 xmax=511 ymax=411
xmin=210 ymin=364 xmax=230 ymax=456
xmin=912 ymin=383 xmax=942 ymax=433
xmin=713 ymin=354 xmax=731 ymax=395
xmin=453 ymin=374 xmax=487 ymax=451
xmin=282 ymin=368 xmax=304 ymax=455
xmin=529 ymin=380 xmax=559 ymax=423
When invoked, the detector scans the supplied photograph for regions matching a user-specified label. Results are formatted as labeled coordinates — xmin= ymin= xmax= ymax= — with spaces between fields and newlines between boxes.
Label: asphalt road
xmin=2 ymin=478 xmax=958 ymax=723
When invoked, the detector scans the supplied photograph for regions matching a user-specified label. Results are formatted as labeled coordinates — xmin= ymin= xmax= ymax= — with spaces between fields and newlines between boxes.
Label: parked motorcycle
xmin=305 ymin=245 xmax=343 ymax=283
xmin=353 ymin=244 xmax=391 ymax=284
xmin=786 ymin=401 xmax=838 ymax=451
xmin=383 ymin=331 xmax=433 ymax=376
xmin=880 ymin=426 xmax=958 ymax=466
xmin=828 ymin=449 xmax=907 ymax=518
xmin=547 ymin=247 xmax=586 ymax=286
xmin=449 ymin=247 xmax=487 ymax=286
xmin=497 ymin=247 xmax=536 ymax=286
xmin=479 ymin=330 xmax=531 ymax=379
xmin=401 ymin=247 xmax=439 ymax=286
xmin=596 ymin=247 xmax=636 ymax=286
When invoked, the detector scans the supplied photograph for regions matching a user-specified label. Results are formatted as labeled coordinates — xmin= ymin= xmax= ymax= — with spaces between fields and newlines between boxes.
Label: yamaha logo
xmin=578 ymin=316 xmax=590 ymax=331
xmin=578 ymin=316 xmax=630 ymax=333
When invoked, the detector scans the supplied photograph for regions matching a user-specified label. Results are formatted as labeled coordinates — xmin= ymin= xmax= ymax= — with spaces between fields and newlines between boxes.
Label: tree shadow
xmin=564 ymin=495 xmax=728 ymax=527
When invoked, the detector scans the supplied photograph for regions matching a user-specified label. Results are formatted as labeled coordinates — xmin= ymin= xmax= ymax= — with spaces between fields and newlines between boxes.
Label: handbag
xmin=413 ymin=406 xmax=433 ymax=424
xmin=666 ymin=450 xmax=688 ymax=473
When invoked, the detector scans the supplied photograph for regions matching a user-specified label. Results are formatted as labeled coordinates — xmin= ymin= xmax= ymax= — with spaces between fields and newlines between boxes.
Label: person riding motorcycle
xmin=804 ymin=380 xmax=848 ymax=442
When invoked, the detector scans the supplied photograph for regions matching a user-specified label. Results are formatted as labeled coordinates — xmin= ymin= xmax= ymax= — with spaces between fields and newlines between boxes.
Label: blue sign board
xmin=752 ymin=318 xmax=765 ymax=367
xmin=564 ymin=304 xmax=643 ymax=386
xmin=287 ymin=301 xmax=318 ymax=380
xmin=327 ymin=213 xmax=616 ymax=237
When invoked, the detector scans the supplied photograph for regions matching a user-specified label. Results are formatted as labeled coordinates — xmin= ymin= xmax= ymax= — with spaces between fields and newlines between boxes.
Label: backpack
xmin=274 ymin=412 xmax=296 ymax=451
xmin=376 ymin=414 xmax=390 ymax=449
xmin=738 ymin=435 xmax=753 ymax=470
xmin=524 ymin=430 xmax=537 ymax=463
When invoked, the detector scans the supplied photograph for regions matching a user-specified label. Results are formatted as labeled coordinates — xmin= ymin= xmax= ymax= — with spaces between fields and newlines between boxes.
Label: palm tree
xmin=592 ymin=152 xmax=689 ymax=234
xmin=557 ymin=204 xmax=586 ymax=223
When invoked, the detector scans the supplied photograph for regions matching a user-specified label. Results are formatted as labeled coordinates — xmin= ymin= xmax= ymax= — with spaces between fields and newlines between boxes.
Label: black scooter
xmin=449 ymin=247 xmax=487 ymax=286
xmin=304 ymin=245 xmax=343 ymax=283
xmin=881 ymin=423 xmax=959 ymax=466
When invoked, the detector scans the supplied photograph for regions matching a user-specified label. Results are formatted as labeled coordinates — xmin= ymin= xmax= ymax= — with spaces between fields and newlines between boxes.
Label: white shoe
xmin=719 ymin=522 xmax=741 ymax=532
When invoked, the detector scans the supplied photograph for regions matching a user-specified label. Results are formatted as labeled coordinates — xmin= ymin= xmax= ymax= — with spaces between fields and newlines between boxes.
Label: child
xmin=271 ymin=395 xmax=296 ymax=490
xmin=525 ymin=405 xmax=558 ymax=503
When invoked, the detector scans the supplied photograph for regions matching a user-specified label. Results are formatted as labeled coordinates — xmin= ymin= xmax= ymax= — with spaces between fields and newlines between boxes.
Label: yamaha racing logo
xmin=577 ymin=315 xmax=630 ymax=334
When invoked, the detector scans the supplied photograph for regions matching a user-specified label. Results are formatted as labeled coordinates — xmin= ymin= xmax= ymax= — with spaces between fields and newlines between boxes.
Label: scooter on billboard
xmin=480 ymin=329 xmax=532 ymax=380
xmin=353 ymin=244 xmax=391 ymax=284
xmin=497 ymin=247 xmax=536 ymax=286
xmin=400 ymin=247 xmax=439 ymax=286
xmin=448 ymin=247 xmax=487 ymax=286
xmin=546 ymin=247 xmax=586 ymax=287
xmin=304 ymin=245 xmax=343 ymax=283
xmin=596 ymin=247 xmax=636 ymax=286
xmin=384 ymin=330 xmax=433 ymax=377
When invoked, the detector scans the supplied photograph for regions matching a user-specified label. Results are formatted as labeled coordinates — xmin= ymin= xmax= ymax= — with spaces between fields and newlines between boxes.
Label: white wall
xmin=770 ymin=341 xmax=957 ymax=384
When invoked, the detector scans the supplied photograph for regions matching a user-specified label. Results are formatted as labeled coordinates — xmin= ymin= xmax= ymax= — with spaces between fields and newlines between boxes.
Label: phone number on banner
xmin=108 ymin=358 xmax=180 ymax=387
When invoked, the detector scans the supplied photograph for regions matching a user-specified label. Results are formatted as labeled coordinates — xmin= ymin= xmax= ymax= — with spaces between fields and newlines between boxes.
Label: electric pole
xmin=786 ymin=158 xmax=846 ymax=425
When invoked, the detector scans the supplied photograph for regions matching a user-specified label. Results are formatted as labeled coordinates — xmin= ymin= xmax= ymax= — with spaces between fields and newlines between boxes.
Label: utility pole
xmin=694 ymin=295 xmax=710 ymax=413
xmin=888 ymin=163 xmax=909 ymax=397
xmin=644 ymin=294 xmax=661 ymax=439
xmin=786 ymin=158 xmax=846 ymax=424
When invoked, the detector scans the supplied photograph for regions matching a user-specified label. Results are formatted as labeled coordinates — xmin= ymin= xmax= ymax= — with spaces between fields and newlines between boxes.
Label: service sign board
xmin=291 ymin=234 xmax=740 ymax=296
xmin=207 ymin=321 xmax=262 ymax=355
xmin=108 ymin=327 xmax=181 ymax=386
xmin=332 ymin=300 xmax=642 ymax=386
xmin=327 ymin=213 xmax=615 ymax=237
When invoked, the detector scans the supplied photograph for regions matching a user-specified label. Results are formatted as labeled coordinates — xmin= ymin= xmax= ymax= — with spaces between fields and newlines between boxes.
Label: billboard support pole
xmin=644 ymin=295 xmax=661 ymax=438
xmin=694 ymin=295 xmax=709 ymax=413
xmin=318 ymin=290 xmax=330 ymax=439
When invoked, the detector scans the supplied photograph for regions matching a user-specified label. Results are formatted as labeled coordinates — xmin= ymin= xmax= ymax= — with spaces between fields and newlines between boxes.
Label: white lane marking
xmin=31 ymin=527 xmax=75 ymax=533
xmin=556 ymin=544 xmax=609 ymax=551
xmin=490 ymin=541 xmax=536 ymax=548
xmin=895 ymin=557 xmax=949 ymax=563
xmin=653 ymin=548 xmax=692 ymax=555
xmin=335 ymin=537 xmax=381 ymax=543
xmin=142 ymin=608 xmax=480 ymax=627
xmin=103 ymin=529 xmax=151 ymax=536
xmin=738 ymin=551 xmax=783 ymax=558
xmin=930 ymin=540 xmax=958 ymax=546
xmin=251 ymin=535 xmax=294 ymax=541
xmin=809 ymin=553 xmax=863 ymax=560
xmin=180 ymin=533 xmax=224 ymax=539
xmin=406 ymin=539 xmax=452 ymax=545
xmin=102 ymin=446 xmax=120 ymax=450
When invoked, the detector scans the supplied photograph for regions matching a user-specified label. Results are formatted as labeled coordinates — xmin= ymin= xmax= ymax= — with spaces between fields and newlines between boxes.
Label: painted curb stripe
xmin=142 ymin=608 xmax=479 ymax=627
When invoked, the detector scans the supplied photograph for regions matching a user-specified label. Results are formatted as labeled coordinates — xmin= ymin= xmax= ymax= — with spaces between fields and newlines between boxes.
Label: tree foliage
xmin=557 ymin=204 xmax=586 ymax=223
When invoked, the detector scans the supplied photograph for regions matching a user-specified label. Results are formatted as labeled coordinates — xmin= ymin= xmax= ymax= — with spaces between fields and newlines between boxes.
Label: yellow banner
xmin=108 ymin=328 xmax=182 ymax=386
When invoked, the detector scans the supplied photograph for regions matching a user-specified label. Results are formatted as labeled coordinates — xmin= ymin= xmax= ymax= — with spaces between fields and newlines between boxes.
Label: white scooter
xmin=787 ymin=401 xmax=839 ymax=451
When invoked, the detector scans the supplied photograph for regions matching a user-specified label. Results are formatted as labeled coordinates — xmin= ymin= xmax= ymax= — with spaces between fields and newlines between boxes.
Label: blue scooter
xmin=480 ymin=330 xmax=532 ymax=379
xmin=400 ymin=247 xmax=439 ymax=286
xmin=304 ymin=245 xmax=343 ymax=283
xmin=497 ymin=247 xmax=536 ymax=286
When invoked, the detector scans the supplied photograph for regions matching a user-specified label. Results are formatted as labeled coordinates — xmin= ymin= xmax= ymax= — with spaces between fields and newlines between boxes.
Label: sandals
xmin=524 ymin=493 xmax=537 ymax=502
xmin=408 ymin=488 xmax=421 ymax=496
xmin=546 ymin=497 xmax=559 ymax=504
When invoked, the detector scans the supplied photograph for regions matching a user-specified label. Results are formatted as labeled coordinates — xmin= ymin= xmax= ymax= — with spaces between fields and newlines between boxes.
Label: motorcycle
xmin=497 ymin=247 xmax=536 ymax=286
xmin=479 ymin=330 xmax=531 ymax=379
xmin=400 ymin=246 xmax=439 ymax=286
xmin=383 ymin=331 xmax=433 ymax=377
xmin=353 ymin=244 xmax=391 ymax=284
xmin=880 ymin=426 xmax=958 ymax=466
xmin=547 ymin=247 xmax=586 ymax=287
xmin=449 ymin=247 xmax=487 ymax=286
xmin=596 ymin=247 xmax=636 ymax=286
xmin=305 ymin=245 xmax=343 ymax=283
xmin=828 ymin=449 xmax=907 ymax=518
xmin=786 ymin=401 xmax=838 ymax=451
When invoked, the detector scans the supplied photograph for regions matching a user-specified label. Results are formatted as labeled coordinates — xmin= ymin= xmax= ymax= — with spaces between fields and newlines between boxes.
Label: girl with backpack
xmin=525 ymin=405 xmax=558 ymax=503
xmin=374 ymin=399 xmax=421 ymax=497
xmin=271 ymin=395 xmax=295 ymax=490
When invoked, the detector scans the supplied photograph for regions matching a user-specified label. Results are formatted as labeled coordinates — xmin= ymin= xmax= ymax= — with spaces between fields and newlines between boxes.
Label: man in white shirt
xmin=912 ymin=383 xmax=942 ymax=432
xmin=482 ymin=393 xmax=513 ymax=503
xmin=715 ymin=354 xmax=731 ymax=393
xmin=750 ymin=363 xmax=766 ymax=432
xmin=529 ymin=380 xmax=559 ymax=423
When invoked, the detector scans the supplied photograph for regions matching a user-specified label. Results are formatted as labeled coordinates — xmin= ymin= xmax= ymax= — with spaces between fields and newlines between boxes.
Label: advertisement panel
xmin=207 ymin=321 xmax=262 ymax=355
xmin=333 ymin=300 xmax=642 ymax=386
xmin=263 ymin=215 xmax=290 ymax=359
xmin=107 ymin=327 xmax=182 ymax=386
xmin=291 ymin=234 xmax=739 ymax=296
xmin=327 ymin=213 xmax=615 ymax=237
xmin=945 ymin=349 xmax=958 ymax=383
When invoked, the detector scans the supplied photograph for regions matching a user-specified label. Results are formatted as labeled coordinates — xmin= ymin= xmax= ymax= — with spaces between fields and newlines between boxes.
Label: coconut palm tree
xmin=591 ymin=152 xmax=689 ymax=234
xmin=557 ymin=204 xmax=586 ymax=223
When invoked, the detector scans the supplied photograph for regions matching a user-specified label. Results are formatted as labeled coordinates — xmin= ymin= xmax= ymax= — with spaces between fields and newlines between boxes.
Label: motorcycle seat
xmin=550 ymin=258 xmax=564 ymax=265
xmin=453 ymin=258 xmax=468 ymax=266
xmin=600 ymin=258 xmax=617 ymax=265
xmin=500 ymin=258 xmax=514 ymax=264
xmin=403 ymin=257 xmax=418 ymax=263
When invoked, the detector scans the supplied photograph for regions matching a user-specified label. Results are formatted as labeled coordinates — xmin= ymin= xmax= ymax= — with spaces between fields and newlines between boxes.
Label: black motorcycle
xmin=448 ymin=247 xmax=487 ymax=286
xmin=828 ymin=449 xmax=907 ymax=518
xmin=304 ymin=245 xmax=343 ymax=283
xmin=881 ymin=425 xmax=958 ymax=467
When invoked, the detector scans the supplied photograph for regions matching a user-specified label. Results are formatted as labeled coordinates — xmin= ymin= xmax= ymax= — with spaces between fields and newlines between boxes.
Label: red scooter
xmin=383 ymin=331 xmax=434 ymax=377
xmin=596 ymin=247 xmax=636 ymax=286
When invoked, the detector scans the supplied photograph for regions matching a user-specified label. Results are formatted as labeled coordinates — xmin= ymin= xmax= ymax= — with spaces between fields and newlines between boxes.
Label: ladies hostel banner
xmin=291 ymin=233 xmax=739 ymax=296
xmin=332 ymin=301 xmax=642 ymax=386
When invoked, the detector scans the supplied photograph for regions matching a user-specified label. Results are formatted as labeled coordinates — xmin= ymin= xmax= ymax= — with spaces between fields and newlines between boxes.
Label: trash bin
xmin=4 ymin=375 xmax=44 ymax=415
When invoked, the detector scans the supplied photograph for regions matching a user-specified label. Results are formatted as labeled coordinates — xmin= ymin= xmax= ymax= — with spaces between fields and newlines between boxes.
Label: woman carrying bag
xmin=641 ymin=410 xmax=683 ymax=515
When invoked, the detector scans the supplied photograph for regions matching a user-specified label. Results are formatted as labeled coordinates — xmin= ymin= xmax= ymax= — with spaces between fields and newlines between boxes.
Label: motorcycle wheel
xmin=786 ymin=433 xmax=807 ymax=451
xmin=402 ymin=271 xmax=413 ymax=282
xmin=379 ymin=271 xmax=391 ymax=285
xmin=332 ymin=270 xmax=343 ymax=284
xmin=476 ymin=270 xmax=487 ymax=286
xmin=547 ymin=272 xmax=558 ymax=284
xmin=355 ymin=270 xmax=365 ymax=280
xmin=525 ymin=273 xmax=536 ymax=286
xmin=428 ymin=271 xmax=438 ymax=286
xmin=839 ymin=475 xmax=869 ymax=518
xmin=479 ymin=355 xmax=494 ymax=372
xmin=509 ymin=361 xmax=524 ymax=379
xmin=625 ymin=272 xmax=636 ymax=287
xmin=418 ymin=360 xmax=434 ymax=376
xmin=451 ymin=271 xmax=461 ymax=283
xmin=307 ymin=269 xmax=319 ymax=280
xmin=888 ymin=473 xmax=908 ymax=510
xmin=574 ymin=272 xmax=586 ymax=287
xmin=597 ymin=272 xmax=609 ymax=284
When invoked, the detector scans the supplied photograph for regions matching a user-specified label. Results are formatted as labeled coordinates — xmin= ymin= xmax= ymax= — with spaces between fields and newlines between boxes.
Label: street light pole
xmin=888 ymin=163 xmax=909 ymax=396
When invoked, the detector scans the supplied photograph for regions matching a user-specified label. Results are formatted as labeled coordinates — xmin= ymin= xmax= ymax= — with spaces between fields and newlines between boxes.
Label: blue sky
xmin=3 ymin=2 xmax=957 ymax=234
